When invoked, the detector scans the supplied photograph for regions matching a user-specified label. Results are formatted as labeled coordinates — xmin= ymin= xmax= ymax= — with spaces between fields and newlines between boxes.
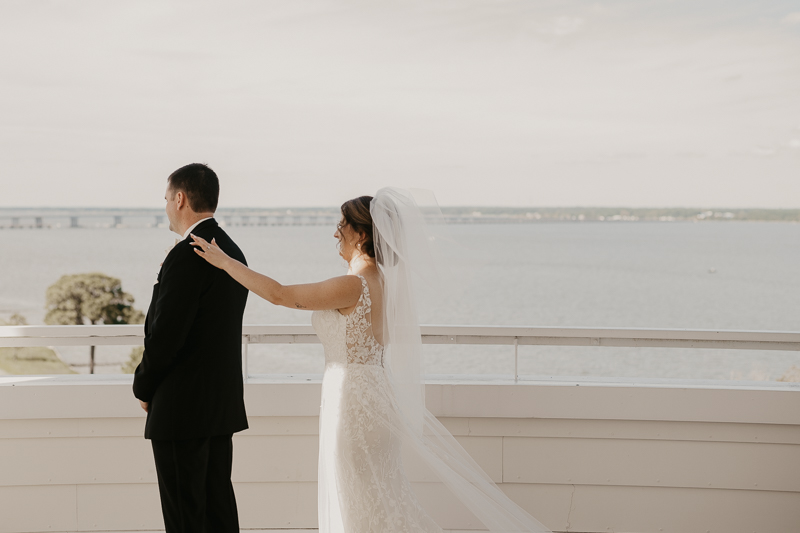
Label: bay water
xmin=2 ymin=221 xmax=798 ymax=380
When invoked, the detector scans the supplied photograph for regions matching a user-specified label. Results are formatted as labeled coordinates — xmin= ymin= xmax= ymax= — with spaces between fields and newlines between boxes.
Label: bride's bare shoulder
xmin=331 ymin=274 xmax=363 ymax=290
xmin=357 ymin=269 xmax=383 ymax=297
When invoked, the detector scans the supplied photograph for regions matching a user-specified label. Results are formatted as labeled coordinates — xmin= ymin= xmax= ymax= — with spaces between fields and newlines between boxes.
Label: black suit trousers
xmin=151 ymin=435 xmax=239 ymax=533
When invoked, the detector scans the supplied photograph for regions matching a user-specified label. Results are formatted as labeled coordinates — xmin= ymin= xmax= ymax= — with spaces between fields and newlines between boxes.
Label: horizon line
xmin=3 ymin=205 xmax=800 ymax=211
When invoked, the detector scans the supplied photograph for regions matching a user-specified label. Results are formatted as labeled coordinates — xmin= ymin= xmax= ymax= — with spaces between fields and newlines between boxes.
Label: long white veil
xmin=370 ymin=187 xmax=550 ymax=532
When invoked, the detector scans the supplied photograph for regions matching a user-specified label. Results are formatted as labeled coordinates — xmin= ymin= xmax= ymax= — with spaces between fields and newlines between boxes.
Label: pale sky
xmin=1 ymin=0 xmax=798 ymax=208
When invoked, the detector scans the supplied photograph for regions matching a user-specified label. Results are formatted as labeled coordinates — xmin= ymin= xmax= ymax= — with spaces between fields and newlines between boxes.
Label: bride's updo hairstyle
xmin=340 ymin=196 xmax=376 ymax=259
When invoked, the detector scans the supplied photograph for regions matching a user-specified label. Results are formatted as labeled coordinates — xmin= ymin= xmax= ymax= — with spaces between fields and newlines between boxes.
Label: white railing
xmin=2 ymin=324 xmax=800 ymax=381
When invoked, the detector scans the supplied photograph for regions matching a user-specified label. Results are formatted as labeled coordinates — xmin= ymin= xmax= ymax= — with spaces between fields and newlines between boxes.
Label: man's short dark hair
xmin=167 ymin=163 xmax=219 ymax=213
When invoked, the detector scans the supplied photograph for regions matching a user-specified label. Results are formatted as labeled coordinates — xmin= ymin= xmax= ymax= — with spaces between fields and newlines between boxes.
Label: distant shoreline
xmin=439 ymin=207 xmax=800 ymax=223
xmin=1 ymin=206 xmax=799 ymax=227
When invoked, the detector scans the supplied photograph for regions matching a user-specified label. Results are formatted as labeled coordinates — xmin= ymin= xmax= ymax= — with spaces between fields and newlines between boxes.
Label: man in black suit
xmin=133 ymin=163 xmax=249 ymax=533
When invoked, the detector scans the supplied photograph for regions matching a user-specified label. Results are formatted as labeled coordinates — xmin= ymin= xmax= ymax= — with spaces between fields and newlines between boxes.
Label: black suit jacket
xmin=133 ymin=219 xmax=249 ymax=440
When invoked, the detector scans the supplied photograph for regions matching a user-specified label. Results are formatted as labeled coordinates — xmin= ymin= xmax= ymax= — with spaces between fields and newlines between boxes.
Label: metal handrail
xmin=3 ymin=324 xmax=800 ymax=382
xmin=2 ymin=324 xmax=800 ymax=350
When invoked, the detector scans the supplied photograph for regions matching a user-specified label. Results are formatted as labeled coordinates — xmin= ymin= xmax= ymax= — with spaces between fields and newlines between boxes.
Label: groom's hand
xmin=139 ymin=400 xmax=149 ymax=413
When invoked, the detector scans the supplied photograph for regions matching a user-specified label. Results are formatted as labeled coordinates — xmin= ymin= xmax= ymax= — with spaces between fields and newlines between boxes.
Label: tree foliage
xmin=122 ymin=346 xmax=144 ymax=374
xmin=44 ymin=273 xmax=144 ymax=374
xmin=45 ymin=273 xmax=144 ymax=326
xmin=0 ymin=313 xmax=27 ymax=325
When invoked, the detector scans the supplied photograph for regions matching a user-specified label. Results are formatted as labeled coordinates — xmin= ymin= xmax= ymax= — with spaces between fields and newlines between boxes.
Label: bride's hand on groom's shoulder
xmin=190 ymin=234 xmax=230 ymax=270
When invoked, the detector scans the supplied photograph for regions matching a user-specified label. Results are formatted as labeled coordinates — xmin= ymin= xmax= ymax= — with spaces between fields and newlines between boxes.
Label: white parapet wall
xmin=0 ymin=374 xmax=799 ymax=533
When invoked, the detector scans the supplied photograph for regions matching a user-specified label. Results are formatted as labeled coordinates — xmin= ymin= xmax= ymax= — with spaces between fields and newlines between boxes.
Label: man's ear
xmin=175 ymin=191 xmax=185 ymax=209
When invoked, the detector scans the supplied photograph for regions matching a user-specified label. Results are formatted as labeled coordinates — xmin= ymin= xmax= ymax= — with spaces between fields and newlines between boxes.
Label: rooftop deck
xmin=1 ymin=325 xmax=799 ymax=533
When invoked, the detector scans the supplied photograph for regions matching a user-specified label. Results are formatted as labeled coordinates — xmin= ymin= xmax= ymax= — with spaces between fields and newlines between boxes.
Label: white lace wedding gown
xmin=312 ymin=274 xmax=441 ymax=533
xmin=312 ymin=270 xmax=550 ymax=532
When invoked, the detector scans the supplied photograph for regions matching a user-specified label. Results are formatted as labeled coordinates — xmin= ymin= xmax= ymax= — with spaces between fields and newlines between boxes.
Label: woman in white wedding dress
xmin=191 ymin=188 xmax=550 ymax=533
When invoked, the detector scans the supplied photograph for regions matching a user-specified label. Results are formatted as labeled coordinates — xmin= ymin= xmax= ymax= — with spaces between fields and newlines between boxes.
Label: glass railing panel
xmin=246 ymin=343 xmax=324 ymax=377
xmin=516 ymin=345 xmax=800 ymax=383
xmin=422 ymin=344 xmax=513 ymax=377
xmin=2 ymin=325 xmax=799 ymax=385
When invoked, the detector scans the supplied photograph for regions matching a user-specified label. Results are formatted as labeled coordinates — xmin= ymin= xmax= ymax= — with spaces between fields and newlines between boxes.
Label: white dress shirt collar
xmin=182 ymin=217 xmax=213 ymax=240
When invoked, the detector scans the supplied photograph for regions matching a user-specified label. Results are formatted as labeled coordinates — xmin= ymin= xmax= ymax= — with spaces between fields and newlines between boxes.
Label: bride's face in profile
xmin=334 ymin=218 xmax=364 ymax=263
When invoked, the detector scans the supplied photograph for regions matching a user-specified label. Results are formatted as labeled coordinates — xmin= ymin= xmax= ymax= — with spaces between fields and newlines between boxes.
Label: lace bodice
xmin=312 ymin=275 xmax=384 ymax=366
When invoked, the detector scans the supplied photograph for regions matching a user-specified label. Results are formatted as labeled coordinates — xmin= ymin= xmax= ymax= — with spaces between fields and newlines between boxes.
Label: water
xmin=2 ymin=222 xmax=799 ymax=380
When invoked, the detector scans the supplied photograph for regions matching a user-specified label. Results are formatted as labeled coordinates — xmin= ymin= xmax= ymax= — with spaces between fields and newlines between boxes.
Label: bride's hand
xmin=190 ymin=234 xmax=231 ymax=270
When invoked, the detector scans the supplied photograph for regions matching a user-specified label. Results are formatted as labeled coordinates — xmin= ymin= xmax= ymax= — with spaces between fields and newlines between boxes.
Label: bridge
xmin=0 ymin=208 xmax=557 ymax=229
xmin=0 ymin=209 xmax=343 ymax=229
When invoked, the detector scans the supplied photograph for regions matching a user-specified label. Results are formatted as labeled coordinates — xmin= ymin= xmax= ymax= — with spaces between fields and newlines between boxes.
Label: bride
xmin=190 ymin=188 xmax=550 ymax=533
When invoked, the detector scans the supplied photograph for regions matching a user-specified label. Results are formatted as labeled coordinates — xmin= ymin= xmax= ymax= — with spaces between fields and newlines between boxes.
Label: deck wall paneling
xmin=0 ymin=377 xmax=798 ymax=532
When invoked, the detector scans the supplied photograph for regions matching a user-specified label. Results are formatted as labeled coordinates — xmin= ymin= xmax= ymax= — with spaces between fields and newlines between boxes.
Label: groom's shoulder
xmin=209 ymin=225 xmax=247 ymax=264
xmin=189 ymin=218 xmax=246 ymax=264
xmin=163 ymin=238 xmax=204 ymax=269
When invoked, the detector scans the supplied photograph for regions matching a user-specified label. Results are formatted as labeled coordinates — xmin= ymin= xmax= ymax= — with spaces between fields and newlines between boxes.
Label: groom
xmin=133 ymin=163 xmax=249 ymax=532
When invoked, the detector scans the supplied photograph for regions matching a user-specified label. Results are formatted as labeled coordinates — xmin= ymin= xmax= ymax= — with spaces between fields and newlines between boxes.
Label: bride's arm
xmin=190 ymin=234 xmax=361 ymax=310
